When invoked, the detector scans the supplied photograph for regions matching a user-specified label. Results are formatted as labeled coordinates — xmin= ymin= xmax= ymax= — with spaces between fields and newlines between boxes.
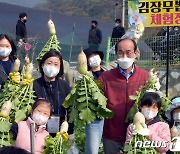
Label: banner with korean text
xmin=128 ymin=0 xmax=180 ymax=27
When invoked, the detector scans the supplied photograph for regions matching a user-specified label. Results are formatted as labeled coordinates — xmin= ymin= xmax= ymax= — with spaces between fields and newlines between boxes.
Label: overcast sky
xmin=0 ymin=0 xmax=47 ymax=8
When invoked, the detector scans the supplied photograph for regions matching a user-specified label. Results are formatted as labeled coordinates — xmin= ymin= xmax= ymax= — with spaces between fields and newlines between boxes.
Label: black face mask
xmin=23 ymin=19 xmax=27 ymax=23
xmin=91 ymin=25 xmax=95 ymax=29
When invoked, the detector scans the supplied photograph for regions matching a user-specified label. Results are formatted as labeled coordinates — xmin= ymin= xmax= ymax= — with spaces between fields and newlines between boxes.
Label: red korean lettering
xmin=175 ymin=13 xmax=180 ymax=24
xmin=151 ymin=14 xmax=162 ymax=25
xmin=163 ymin=13 xmax=173 ymax=24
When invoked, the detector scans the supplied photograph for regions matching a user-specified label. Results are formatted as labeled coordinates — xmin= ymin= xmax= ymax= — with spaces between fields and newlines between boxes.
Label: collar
xmin=118 ymin=64 xmax=134 ymax=80
xmin=27 ymin=117 xmax=46 ymax=132
xmin=42 ymin=77 xmax=58 ymax=88
xmin=147 ymin=116 xmax=161 ymax=126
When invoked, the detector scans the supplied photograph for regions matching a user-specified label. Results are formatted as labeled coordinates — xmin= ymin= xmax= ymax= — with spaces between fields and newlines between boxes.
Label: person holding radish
xmin=82 ymin=47 xmax=105 ymax=154
xmin=10 ymin=98 xmax=51 ymax=154
xmin=166 ymin=96 xmax=180 ymax=137
xmin=99 ymin=38 xmax=148 ymax=153
xmin=33 ymin=50 xmax=73 ymax=136
xmin=0 ymin=34 xmax=18 ymax=88
xmin=125 ymin=92 xmax=171 ymax=154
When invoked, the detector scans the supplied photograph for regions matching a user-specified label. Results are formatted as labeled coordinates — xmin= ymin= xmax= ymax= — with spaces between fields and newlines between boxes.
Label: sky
xmin=0 ymin=0 xmax=47 ymax=8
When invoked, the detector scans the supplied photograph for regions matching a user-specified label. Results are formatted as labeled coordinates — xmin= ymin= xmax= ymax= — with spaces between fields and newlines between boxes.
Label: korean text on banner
xmin=128 ymin=0 xmax=180 ymax=27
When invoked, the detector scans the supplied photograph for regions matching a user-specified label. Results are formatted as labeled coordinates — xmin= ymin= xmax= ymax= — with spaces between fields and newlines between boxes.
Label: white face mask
xmin=117 ymin=57 xmax=134 ymax=69
xmin=32 ymin=112 xmax=49 ymax=126
xmin=0 ymin=47 xmax=12 ymax=57
xmin=173 ymin=113 xmax=180 ymax=122
xmin=43 ymin=65 xmax=60 ymax=78
xmin=141 ymin=108 xmax=158 ymax=120
xmin=89 ymin=55 xmax=101 ymax=68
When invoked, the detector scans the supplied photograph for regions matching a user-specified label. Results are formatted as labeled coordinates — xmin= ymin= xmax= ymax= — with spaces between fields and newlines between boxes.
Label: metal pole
xmin=166 ymin=26 xmax=170 ymax=97
xmin=106 ymin=36 xmax=111 ymax=66
xmin=122 ymin=0 xmax=125 ymax=27
xmin=69 ymin=22 xmax=75 ymax=63
xmin=114 ymin=3 xmax=118 ymax=20
xmin=30 ymin=123 xmax=35 ymax=154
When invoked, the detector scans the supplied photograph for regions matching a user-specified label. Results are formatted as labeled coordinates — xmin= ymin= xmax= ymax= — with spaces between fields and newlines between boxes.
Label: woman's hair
xmin=32 ymin=98 xmax=52 ymax=116
xmin=0 ymin=34 xmax=17 ymax=60
xmin=39 ymin=50 xmax=64 ymax=77
xmin=140 ymin=92 xmax=161 ymax=110
xmin=0 ymin=146 xmax=31 ymax=154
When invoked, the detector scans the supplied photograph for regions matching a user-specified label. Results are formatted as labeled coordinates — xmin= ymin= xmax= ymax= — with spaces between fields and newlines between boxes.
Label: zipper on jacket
xmin=50 ymin=84 xmax=53 ymax=92
xmin=125 ymin=79 xmax=129 ymax=116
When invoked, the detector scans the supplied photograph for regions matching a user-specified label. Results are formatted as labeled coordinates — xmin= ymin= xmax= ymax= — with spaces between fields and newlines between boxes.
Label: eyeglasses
xmin=116 ymin=50 xmax=134 ymax=57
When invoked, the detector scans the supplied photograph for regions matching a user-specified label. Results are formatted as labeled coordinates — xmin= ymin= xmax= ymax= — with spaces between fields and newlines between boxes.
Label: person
xmin=88 ymin=20 xmax=102 ymax=51
xmin=125 ymin=92 xmax=171 ymax=153
xmin=10 ymin=98 xmax=51 ymax=154
xmin=166 ymin=96 xmax=180 ymax=136
xmin=16 ymin=12 xmax=27 ymax=43
xmin=157 ymin=28 xmax=166 ymax=36
xmin=0 ymin=146 xmax=31 ymax=154
xmin=0 ymin=34 xmax=18 ymax=88
xmin=98 ymin=38 xmax=148 ymax=153
xmin=82 ymin=48 xmax=105 ymax=154
xmin=33 ymin=50 xmax=73 ymax=136
xmin=111 ymin=19 xmax=125 ymax=39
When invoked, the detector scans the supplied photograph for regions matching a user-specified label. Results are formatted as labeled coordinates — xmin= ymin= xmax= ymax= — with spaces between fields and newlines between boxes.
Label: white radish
xmin=48 ymin=19 xmax=56 ymax=35
xmin=77 ymin=50 xmax=88 ymax=75
xmin=13 ymin=58 xmax=20 ymax=72
xmin=26 ymin=63 xmax=34 ymax=79
xmin=148 ymin=68 xmax=158 ymax=83
xmin=0 ymin=101 xmax=12 ymax=117
xmin=170 ymin=125 xmax=178 ymax=138
xmin=60 ymin=121 xmax=69 ymax=133
xmin=133 ymin=112 xmax=146 ymax=131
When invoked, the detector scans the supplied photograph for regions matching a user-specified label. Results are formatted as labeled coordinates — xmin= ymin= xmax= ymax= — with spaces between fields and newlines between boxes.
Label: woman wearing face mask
xmin=81 ymin=48 xmax=105 ymax=154
xmin=10 ymin=98 xmax=51 ymax=154
xmin=0 ymin=34 xmax=18 ymax=87
xmin=166 ymin=96 xmax=180 ymax=136
xmin=125 ymin=92 xmax=171 ymax=154
xmin=33 ymin=50 xmax=73 ymax=136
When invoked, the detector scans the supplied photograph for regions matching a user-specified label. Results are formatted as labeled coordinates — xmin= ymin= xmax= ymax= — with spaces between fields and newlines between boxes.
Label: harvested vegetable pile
xmin=0 ymin=57 xmax=35 ymax=147
xmin=63 ymin=50 xmax=113 ymax=152
xmin=36 ymin=19 xmax=61 ymax=65
xmin=124 ymin=112 xmax=157 ymax=154
xmin=125 ymin=68 xmax=172 ymax=124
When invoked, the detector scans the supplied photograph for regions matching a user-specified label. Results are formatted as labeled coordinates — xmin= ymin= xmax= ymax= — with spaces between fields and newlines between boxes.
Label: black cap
xmin=83 ymin=48 xmax=104 ymax=60
xmin=19 ymin=12 xmax=27 ymax=19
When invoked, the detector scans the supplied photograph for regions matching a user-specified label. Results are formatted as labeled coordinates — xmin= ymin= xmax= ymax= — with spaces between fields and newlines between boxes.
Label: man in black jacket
xmin=88 ymin=20 xmax=102 ymax=51
xmin=111 ymin=19 xmax=125 ymax=39
xmin=16 ymin=12 xmax=27 ymax=43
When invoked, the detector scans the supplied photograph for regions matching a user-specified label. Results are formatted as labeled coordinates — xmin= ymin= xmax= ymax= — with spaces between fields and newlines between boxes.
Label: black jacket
xmin=0 ymin=59 xmax=14 ymax=88
xmin=16 ymin=20 xmax=27 ymax=42
xmin=88 ymin=27 xmax=102 ymax=45
xmin=111 ymin=26 xmax=125 ymax=39
xmin=33 ymin=77 xmax=73 ymax=134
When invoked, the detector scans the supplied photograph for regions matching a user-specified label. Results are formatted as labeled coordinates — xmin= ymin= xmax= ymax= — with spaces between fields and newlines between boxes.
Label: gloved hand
xmin=132 ymin=123 xmax=149 ymax=136
xmin=138 ymin=127 xmax=149 ymax=136
xmin=75 ymin=71 xmax=83 ymax=81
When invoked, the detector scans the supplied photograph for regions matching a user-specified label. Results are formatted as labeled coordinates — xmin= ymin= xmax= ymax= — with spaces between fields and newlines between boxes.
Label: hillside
xmin=35 ymin=0 xmax=127 ymax=22
xmin=0 ymin=0 xmax=47 ymax=8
